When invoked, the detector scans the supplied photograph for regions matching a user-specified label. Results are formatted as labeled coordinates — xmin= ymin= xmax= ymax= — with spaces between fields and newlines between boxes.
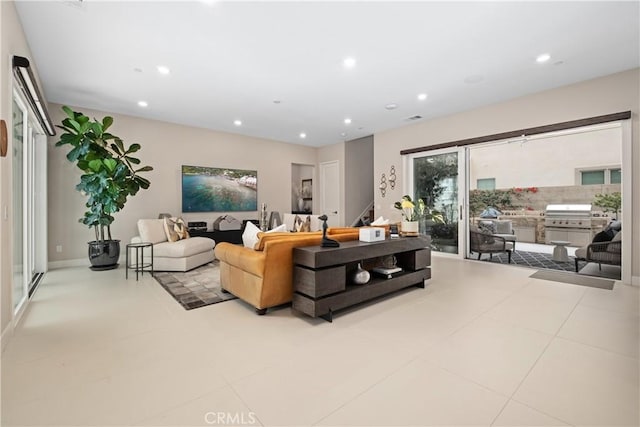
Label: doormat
xmin=530 ymin=269 xmax=614 ymax=290
xmin=153 ymin=261 xmax=237 ymax=310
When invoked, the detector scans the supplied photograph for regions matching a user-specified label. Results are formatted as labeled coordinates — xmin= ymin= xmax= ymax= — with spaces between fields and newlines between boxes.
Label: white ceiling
xmin=15 ymin=1 xmax=640 ymax=147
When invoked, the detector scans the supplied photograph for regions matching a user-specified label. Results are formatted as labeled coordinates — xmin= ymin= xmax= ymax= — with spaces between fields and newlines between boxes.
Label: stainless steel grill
xmin=544 ymin=204 xmax=594 ymax=246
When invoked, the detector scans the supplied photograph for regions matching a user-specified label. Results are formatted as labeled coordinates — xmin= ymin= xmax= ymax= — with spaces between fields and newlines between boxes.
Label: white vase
xmin=351 ymin=262 xmax=370 ymax=285
xmin=401 ymin=220 xmax=419 ymax=234
xmin=297 ymin=197 xmax=305 ymax=212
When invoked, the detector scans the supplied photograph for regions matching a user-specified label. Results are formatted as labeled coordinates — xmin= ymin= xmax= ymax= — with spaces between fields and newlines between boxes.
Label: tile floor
xmin=1 ymin=256 xmax=638 ymax=427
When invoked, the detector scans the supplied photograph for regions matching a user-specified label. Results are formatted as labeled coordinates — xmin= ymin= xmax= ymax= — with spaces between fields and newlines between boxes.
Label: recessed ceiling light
xmin=137 ymin=101 xmax=148 ymax=107
xmin=417 ymin=93 xmax=428 ymax=101
xmin=385 ymin=103 xmax=398 ymax=110
xmin=299 ymin=132 xmax=307 ymax=139
xmin=343 ymin=57 xmax=356 ymax=69
xmin=157 ymin=65 xmax=170 ymax=75
xmin=536 ymin=53 xmax=551 ymax=63
xmin=344 ymin=118 xmax=352 ymax=125
xmin=233 ymin=120 xmax=242 ymax=126
xmin=340 ymin=132 xmax=347 ymax=137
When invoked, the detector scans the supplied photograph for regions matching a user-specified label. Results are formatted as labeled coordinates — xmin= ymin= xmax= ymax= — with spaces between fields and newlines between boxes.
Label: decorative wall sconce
xmin=389 ymin=165 xmax=396 ymax=189
xmin=379 ymin=173 xmax=387 ymax=197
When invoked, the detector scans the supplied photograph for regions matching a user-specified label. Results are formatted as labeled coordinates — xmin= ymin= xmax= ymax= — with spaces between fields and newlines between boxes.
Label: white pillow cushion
xmin=138 ymin=219 xmax=168 ymax=244
xmin=242 ymin=222 xmax=287 ymax=249
xmin=271 ymin=223 xmax=287 ymax=233
xmin=308 ymin=215 xmax=322 ymax=232
xmin=282 ymin=213 xmax=297 ymax=232
xmin=242 ymin=221 xmax=261 ymax=249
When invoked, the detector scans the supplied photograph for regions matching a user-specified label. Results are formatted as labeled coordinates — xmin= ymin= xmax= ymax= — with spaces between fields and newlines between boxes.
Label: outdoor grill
xmin=544 ymin=204 xmax=595 ymax=247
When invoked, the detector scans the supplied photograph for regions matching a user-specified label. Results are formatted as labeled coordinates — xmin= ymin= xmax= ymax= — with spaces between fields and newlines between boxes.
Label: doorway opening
xmin=468 ymin=122 xmax=623 ymax=280
xmin=291 ymin=163 xmax=314 ymax=214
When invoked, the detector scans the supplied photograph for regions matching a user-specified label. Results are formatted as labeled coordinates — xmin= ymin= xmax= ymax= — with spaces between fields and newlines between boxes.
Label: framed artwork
xmin=182 ymin=165 xmax=257 ymax=212
xmin=301 ymin=179 xmax=312 ymax=199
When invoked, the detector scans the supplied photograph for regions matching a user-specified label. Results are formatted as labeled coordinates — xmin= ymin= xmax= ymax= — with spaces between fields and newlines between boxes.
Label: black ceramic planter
xmin=88 ymin=240 xmax=120 ymax=271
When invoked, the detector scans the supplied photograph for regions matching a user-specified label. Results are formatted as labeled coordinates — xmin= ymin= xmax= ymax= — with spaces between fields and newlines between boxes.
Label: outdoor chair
xmin=469 ymin=228 xmax=513 ymax=263
xmin=574 ymin=231 xmax=621 ymax=272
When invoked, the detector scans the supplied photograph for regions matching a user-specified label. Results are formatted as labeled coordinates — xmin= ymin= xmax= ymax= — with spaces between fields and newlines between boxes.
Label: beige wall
xmin=47 ymin=104 xmax=318 ymax=263
xmin=0 ymin=1 xmax=48 ymax=339
xmin=470 ymin=125 xmax=622 ymax=188
xmin=375 ymin=68 xmax=640 ymax=281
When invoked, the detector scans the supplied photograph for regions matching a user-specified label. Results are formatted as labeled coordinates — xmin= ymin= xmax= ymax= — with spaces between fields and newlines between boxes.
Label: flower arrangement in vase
xmin=394 ymin=195 xmax=444 ymax=235
xmin=394 ymin=195 xmax=420 ymax=234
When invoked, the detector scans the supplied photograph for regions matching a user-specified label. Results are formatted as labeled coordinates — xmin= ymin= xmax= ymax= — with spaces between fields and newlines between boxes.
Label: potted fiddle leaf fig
xmin=56 ymin=106 xmax=153 ymax=270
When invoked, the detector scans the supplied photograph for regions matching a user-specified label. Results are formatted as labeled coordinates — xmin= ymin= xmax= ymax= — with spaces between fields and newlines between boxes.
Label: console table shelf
xmin=292 ymin=236 xmax=431 ymax=322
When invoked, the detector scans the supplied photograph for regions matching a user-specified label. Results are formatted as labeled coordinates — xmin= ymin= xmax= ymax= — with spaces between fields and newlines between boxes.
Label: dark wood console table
xmin=292 ymin=236 xmax=431 ymax=322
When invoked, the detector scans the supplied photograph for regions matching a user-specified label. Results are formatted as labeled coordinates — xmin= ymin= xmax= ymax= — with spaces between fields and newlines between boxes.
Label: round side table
xmin=126 ymin=242 xmax=154 ymax=280
xmin=550 ymin=240 xmax=571 ymax=262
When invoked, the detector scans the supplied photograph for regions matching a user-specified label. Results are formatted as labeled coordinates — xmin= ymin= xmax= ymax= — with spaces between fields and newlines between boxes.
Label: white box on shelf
xmin=359 ymin=227 xmax=386 ymax=242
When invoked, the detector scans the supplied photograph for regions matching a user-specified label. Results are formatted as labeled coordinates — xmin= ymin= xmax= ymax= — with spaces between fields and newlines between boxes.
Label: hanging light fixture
xmin=12 ymin=55 xmax=56 ymax=136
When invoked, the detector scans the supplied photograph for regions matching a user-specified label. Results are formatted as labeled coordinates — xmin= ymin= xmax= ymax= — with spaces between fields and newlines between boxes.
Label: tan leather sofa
xmin=214 ymin=228 xmax=359 ymax=314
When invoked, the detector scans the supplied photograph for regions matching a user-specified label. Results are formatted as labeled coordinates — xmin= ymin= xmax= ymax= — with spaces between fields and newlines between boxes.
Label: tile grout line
xmin=226 ymin=382 xmax=267 ymax=427
xmin=309 ymin=349 xmax=425 ymax=426
xmin=488 ymin=288 xmax=588 ymax=427
xmin=309 ymin=284 xmax=525 ymax=427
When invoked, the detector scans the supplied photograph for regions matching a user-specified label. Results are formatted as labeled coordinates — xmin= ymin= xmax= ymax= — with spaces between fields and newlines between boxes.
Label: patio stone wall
xmin=502 ymin=184 xmax=621 ymax=213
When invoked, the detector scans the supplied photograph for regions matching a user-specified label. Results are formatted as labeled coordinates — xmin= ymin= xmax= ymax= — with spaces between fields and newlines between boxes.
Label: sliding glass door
xmin=12 ymin=97 xmax=26 ymax=312
xmin=406 ymin=147 xmax=466 ymax=256
xmin=12 ymin=89 xmax=45 ymax=316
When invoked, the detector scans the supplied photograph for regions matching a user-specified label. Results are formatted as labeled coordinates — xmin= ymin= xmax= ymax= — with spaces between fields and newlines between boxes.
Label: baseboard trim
xmin=632 ymin=275 xmax=640 ymax=287
xmin=48 ymin=258 xmax=89 ymax=270
xmin=1 ymin=323 xmax=13 ymax=353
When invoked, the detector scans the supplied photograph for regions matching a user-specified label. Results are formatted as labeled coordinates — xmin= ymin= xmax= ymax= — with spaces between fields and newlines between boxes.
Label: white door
xmin=320 ymin=160 xmax=340 ymax=227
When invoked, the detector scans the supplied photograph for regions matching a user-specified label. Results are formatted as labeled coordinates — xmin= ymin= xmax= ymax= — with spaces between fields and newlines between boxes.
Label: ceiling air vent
xmin=405 ymin=115 xmax=423 ymax=121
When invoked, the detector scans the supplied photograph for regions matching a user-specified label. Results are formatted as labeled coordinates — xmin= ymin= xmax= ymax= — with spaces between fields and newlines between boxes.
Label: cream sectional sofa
xmin=131 ymin=219 xmax=215 ymax=271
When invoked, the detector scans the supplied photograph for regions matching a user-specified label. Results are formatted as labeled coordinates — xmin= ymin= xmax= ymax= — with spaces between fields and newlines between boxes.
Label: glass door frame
xmin=12 ymin=86 xmax=46 ymax=321
xmin=12 ymin=89 xmax=28 ymax=316
xmin=403 ymin=146 xmax=468 ymax=259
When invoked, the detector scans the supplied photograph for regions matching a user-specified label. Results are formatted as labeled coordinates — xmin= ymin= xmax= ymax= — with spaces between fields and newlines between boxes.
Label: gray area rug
xmin=153 ymin=261 xmax=237 ymax=310
xmin=482 ymin=249 xmax=575 ymax=272
xmin=530 ymin=269 xmax=614 ymax=290
xmin=483 ymin=248 xmax=621 ymax=281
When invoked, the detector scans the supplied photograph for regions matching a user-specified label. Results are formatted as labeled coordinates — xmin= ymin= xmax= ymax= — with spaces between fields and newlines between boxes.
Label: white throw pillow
xmin=242 ymin=222 xmax=287 ymax=249
xmin=271 ymin=223 xmax=287 ymax=233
